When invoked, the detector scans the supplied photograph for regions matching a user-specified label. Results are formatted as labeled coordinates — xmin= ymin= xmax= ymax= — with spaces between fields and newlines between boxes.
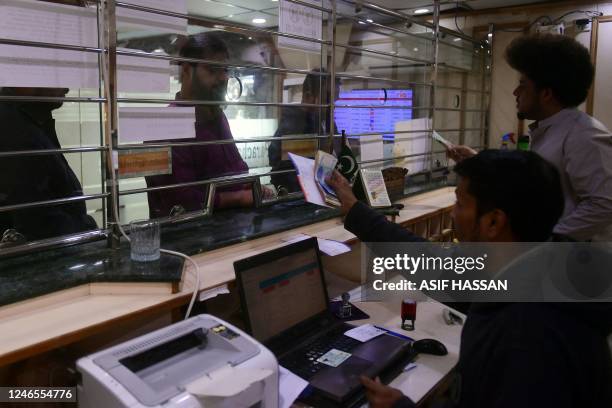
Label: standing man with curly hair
xmin=450 ymin=34 xmax=612 ymax=241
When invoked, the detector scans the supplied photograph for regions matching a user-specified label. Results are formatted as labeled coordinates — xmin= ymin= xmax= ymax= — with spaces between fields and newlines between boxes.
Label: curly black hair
xmin=454 ymin=149 xmax=564 ymax=242
xmin=505 ymin=34 xmax=594 ymax=107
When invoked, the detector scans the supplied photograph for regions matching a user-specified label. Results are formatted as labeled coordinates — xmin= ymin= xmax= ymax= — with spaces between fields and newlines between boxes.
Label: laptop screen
xmin=237 ymin=239 xmax=328 ymax=342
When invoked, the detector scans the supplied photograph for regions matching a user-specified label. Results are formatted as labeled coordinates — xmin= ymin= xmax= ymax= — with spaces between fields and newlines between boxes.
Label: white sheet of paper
xmin=198 ymin=284 xmax=230 ymax=302
xmin=360 ymin=168 xmax=392 ymax=208
xmin=288 ymin=153 xmax=328 ymax=207
xmin=0 ymin=0 xmax=99 ymax=88
xmin=359 ymin=134 xmax=383 ymax=168
xmin=117 ymin=49 xmax=172 ymax=93
xmin=282 ymin=233 xmax=351 ymax=257
xmin=395 ymin=118 xmax=430 ymax=174
xmin=116 ymin=0 xmax=187 ymax=35
xmin=344 ymin=324 xmax=386 ymax=343
xmin=279 ymin=366 xmax=309 ymax=408
xmin=118 ymin=107 xmax=196 ymax=143
xmin=432 ymin=131 xmax=454 ymax=150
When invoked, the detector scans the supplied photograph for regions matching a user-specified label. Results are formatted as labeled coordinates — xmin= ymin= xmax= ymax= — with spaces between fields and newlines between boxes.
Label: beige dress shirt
xmin=529 ymin=108 xmax=612 ymax=241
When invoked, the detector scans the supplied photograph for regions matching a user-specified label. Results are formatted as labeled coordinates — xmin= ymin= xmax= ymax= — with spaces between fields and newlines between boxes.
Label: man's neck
xmin=177 ymin=89 xmax=221 ymax=123
xmin=534 ymin=105 xmax=565 ymax=122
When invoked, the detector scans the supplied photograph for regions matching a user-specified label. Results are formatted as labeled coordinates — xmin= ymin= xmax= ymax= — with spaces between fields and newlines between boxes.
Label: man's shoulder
xmin=567 ymin=109 xmax=611 ymax=136
xmin=0 ymin=105 xmax=48 ymax=150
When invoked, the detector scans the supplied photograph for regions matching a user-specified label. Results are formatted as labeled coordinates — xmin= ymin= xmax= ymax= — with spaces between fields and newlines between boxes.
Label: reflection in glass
xmin=145 ymin=32 xmax=254 ymax=219
xmin=0 ymin=87 xmax=98 ymax=241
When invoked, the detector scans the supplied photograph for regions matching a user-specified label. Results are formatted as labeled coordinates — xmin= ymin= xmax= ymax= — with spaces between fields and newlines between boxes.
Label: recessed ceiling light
xmin=358 ymin=20 xmax=366 ymax=24
xmin=453 ymin=37 xmax=462 ymax=42
xmin=487 ymin=33 xmax=493 ymax=37
xmin=228 ymin=14 xmax=233 ymax=18
xmin=252 ymin=18 xmax=266 ymax=24
xmin=366 ymin=19 xmax=373 ymax=23
xmin=413 ymin=47 xmax=419 ymax=52
xmin=414 ymin=8 xmax=430 ymax=15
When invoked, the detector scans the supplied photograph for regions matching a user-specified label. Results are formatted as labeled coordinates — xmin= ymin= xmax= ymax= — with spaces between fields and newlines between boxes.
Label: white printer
xmin=77 ymin=314 xmax=278 ymax=408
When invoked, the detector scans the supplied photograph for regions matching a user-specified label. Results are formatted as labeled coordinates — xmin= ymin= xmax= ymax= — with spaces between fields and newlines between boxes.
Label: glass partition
xmin=0 ymin=0 xmax=491 ymax=255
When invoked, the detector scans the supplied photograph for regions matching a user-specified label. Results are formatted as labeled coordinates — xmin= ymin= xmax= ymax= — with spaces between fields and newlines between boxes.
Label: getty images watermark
xmin=361 ymin=242 xmax=612 ymax=302
xmin=370 ymin=252 xmax=509 ymax=292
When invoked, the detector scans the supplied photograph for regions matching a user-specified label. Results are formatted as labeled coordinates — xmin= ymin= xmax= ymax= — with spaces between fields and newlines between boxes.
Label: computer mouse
xmin=411 ymin=338 xmax=448 ymax=356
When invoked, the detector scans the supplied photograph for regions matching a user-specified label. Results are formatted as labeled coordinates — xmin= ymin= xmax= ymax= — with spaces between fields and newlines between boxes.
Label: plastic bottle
xmin=501 ymin=134 xmax=510 ymax=150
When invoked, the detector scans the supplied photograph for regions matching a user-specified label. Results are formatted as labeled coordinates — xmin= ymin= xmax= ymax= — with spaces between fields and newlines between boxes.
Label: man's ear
xmin=480 ymin=209 xmax=510 ymax=241
xmin=539 ymin=87 xmax=557 ymax=105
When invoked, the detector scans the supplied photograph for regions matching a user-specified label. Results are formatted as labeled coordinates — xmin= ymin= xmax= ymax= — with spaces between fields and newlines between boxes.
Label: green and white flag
xmin=335 ymin=130 xmax=359 ymax=183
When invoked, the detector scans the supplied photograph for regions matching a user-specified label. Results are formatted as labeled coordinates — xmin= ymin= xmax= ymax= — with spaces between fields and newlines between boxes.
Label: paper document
xmin=199 ymin=284 xmax=230 ymax=302
xmin=395 ymin=118 xmax=430 ymax=174
xmin=281 ymin=233 xmax=351 ymax=257
xmin=288 ymin=153 xmax=327 ymax=207
xmin=314 ymin=150 xmax=340 ymax=206
xmin=279 ymin=366 xmax=308 ymax=408
xmin=344 ymin=324 xmax=386 ymax=343
xmin=118 ymin=107 xmax=196 ymax=143
xmin=432 ymin=131 xmax=454 ymax=150
xmin=360 ymin=168 xmax=391 ymax=208
xmin=317 ymin=349 xmax=351 ymax=367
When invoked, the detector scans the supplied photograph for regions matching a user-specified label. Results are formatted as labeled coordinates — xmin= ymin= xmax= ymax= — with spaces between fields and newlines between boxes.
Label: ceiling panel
xmin=188 ymin=0 xmax=250 ymax=18
xmin=222 ymin=11 xmax=279 ymax=28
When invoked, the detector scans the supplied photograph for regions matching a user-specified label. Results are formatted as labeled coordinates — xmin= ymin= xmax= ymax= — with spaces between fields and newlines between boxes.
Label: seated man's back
xmin=0 ymin=99 xmax=97 ymax=240
xmin=457 ymin=302 xmax=612 ymax=408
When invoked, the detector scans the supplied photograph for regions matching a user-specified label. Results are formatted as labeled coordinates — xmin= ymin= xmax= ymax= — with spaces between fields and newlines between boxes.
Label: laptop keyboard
xmin=280 ymin=330 xmax=362 ymax=380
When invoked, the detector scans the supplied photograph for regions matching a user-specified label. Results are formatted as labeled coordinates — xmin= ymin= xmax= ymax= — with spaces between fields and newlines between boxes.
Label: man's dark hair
xmin=454 ymin=149 xmax=564 ymax=241
xmin=179 ymin=31 xmax=229 ymax=62
xmin=505 ymin=34 xmax=594 ymax=107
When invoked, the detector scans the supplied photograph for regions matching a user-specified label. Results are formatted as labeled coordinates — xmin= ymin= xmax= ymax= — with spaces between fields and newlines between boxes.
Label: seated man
xmin=0 ymin=87 xmax=97 ymax=240
xmin=146 ymin=32 xmax=254 ymax=218
xmin=327 ymin=150 xmax=612 ymax=408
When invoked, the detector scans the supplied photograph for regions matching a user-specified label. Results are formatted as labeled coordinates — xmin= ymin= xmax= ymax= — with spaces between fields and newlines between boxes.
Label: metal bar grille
xmin=0 ymin=0 xmax=490 ymax=255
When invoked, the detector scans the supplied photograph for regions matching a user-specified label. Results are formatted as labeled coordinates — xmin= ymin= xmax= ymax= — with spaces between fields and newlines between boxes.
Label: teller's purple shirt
xmin=146 ymin=114 xmax=249 ymax=218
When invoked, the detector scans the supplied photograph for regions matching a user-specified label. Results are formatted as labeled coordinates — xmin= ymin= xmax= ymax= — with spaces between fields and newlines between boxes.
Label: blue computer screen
xmin=334 ymin=89 xmax=413 ymax=140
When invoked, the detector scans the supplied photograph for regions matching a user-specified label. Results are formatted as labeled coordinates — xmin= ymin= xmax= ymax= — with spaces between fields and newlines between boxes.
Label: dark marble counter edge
xmin=0 ymin=200 xmax=340 ymax=306
xmin=0 ymin=182 xmax=450 ymax=307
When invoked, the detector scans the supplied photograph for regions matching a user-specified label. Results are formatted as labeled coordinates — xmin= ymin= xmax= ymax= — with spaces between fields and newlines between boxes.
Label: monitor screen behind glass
xmin=334 ymin=89 xmax=413 ymax=140
xmin=239 ymin=244 xmax=328 ymax=343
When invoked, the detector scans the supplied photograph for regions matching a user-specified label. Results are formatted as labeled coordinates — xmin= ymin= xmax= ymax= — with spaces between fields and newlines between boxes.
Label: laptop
xmin=234 ymin=238 xmax=414 ymax=407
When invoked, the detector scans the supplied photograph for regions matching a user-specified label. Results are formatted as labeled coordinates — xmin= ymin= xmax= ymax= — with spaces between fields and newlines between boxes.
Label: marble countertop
xmin=0 ymin=200 xmax=339 ymax=306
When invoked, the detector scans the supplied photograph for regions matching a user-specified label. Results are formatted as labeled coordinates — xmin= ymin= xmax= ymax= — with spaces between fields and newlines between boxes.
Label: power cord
xmin=99 ymin=0 xmax=201 ymax=320
xmin=454 ymin=1 xmax=465 ymax=35
xmin=495 ymin=10 xmax=602 ymax=33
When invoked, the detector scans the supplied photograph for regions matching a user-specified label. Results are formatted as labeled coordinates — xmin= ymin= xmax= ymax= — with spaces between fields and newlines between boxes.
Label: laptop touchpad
xmin=310 ymin=355 xmax=374 ymax=400
xmin=351 ymin=334 xmax=409 ymax=363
